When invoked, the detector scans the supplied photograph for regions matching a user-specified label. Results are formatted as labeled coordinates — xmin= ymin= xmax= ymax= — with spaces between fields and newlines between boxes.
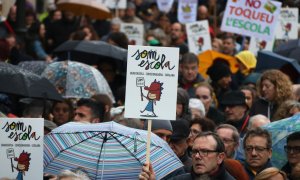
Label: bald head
xmin=198 ymin=5 xmax=208 ymax=20
xmin=248 ymin=115 xmax=270 ymax=130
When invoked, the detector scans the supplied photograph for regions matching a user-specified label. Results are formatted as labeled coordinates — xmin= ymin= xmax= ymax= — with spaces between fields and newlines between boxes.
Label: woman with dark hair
xmin=51 ymin=99 xmax=74 ymax=126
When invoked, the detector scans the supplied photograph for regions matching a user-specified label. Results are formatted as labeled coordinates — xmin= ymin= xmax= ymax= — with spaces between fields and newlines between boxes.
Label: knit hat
xmin=170 ymin=120 xmax=190 ymax=141
xmin=144 ymin=119 xmax=173 ymax=132
xmin=207 ymin=61 xmax=231 ymax=82
xmin=189 ymin=98 xmax=205 ymax=116
xmin=235 ymin=51 xmax=257 ymax=70
xmin=220 ymin=91 xmax=247 ymax=106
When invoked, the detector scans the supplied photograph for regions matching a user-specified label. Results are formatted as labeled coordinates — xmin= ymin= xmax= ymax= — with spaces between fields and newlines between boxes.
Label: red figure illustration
xmin=14 ymin=150 xmax=31 ymax=180
xmin=140 ymin=79 xmax=164 ymax=117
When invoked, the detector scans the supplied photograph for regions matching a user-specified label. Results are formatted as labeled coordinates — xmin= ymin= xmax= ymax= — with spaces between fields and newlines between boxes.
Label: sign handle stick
xmin=10 ymin=158 xmax=14 ymax=172
xmin=146 ymin=119 xmax=152 ymax=170
xmin=140 ymin=87 xmax=143 ymax=101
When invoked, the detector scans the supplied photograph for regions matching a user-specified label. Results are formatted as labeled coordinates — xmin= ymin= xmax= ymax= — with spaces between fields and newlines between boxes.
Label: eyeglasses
xmin=191 ymin=149 xmax=219 ymax=157
xmin=190 ymin=129 xmax=200 ymax=136
xmin=245 ymin=146 xmax=269 ymax=153
xmin=221 ymin=138 xmax=235 ymax=144
xmin=284 ymin=146 xmax=300 ymax=154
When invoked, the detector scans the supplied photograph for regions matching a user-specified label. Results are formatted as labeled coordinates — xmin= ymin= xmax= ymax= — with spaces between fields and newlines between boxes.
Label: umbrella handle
xmin=146 ymin=119 xmax=152 ymax=170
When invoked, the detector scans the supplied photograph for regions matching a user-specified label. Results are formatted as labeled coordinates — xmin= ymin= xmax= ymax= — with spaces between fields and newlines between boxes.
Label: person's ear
xmin=217 ymin=152 xmax=225 ymax=165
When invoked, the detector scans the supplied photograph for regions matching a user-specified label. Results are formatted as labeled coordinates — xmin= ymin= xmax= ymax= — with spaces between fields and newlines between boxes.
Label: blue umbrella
xmin=262 ymin=113 xmax=300 ymax=168
xmin=274 ymin=39 xmax=300 ymax=63
xmin=44 ymin=121 xmax=183 ymax=180
xmin=256 ymin=51 xmax=300 ymax=83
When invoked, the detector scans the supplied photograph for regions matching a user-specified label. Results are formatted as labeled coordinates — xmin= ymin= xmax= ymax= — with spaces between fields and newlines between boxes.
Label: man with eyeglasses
xmin=243 ymin=128 xmax=273 ymax=180
xmin=215 ymin=124 xmax=240 ymax=159
xmin=282 ymin=132 xmax=300 ymax=179
xmin=139 ymin=132 xmax=235 ymax=179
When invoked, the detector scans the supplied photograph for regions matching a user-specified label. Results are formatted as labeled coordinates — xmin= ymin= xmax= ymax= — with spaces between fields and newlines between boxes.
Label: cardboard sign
xmin=157 ymin=0 xmax=174 ymax=13
xmin=120 ymin=23 xmax=144 ymax=46
xmin=0 ymin=118 xmax=44 ymax=180
xmin=98 ymin=0 xmax=127 ymax=9
xmin=186 ymin=20 xmax=212 ymax=55
xmin=124 ymin=46 xmax=179 ymax=120
xmin=221 ymin=0 xmax=281 ymax=41
xmin=249 ymin=37 xmax=275 ymax=56
xmin=275 ymin=8 xmax=299 ymax=40
xmin=177 ymin=0 xmax=198 ymax=24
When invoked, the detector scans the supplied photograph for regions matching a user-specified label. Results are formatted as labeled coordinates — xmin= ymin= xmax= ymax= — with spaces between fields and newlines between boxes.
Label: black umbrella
xmin=0 ymin=62 xmax=63 ymax=101
xmin=274 ymin=39 xmax=300 ymax=63
xmin=256 ymin=51 xmax=300 ymax=83
xmin=53 ymin=40 xmax=128 ymax=65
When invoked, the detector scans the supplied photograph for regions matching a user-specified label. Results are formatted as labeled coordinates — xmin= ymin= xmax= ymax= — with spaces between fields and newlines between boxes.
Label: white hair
xmin=248 ymin=114 xmax=270 ymax=129
xmin=58 ymin=169 xmax=90 ymax=180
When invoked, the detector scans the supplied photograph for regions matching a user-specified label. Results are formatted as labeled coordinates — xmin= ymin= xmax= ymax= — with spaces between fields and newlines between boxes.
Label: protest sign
xmin=249 ymin=37 xmax=275 ymax=56
xmin=124 ymin=46 xmax=179 ymax=120
xmin=0 ymin=118 xmax=43 ymax=180
xmin=98 ymin=0 xmax=126 ymax=9
xmin=221 ymin=0 xmax=281 ymax=41
xmin=120 ymin=23 xmax=144 ymax=46
xmin=186 ymin=20 xmax=212 ymax=55
xmin=157 ymin=0 xmax=174 ymax=13
xmin=177 ymin=0 xmax=198 ymax=24
xmin=275 ymin=8 xmax=299 ymax=40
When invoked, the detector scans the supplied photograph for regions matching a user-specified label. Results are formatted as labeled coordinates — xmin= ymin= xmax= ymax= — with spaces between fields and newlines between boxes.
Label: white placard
xmin=249 ymin=37 xmax=275 ymax=56
xmin=124 ymin=46 xmax=179 ymax=120
xmin=186 ymin=20 xmax=212 ymax=55
xmin=120 ymin=23 xmax=144 ymax=46
xmin=0 ymin=118 xmax=43 ymax=180
xmin=177 ymin=0 xmax=198 ymax=24
xmin=156 ymin=0 xmax=174 ymax=13
xmin=98 ymin=0 xmax=127 ymax=9
xmin=275 ymin=8 xmax=299 ymax=40
xmin=221 ymin=0 xmax=282 ymax=41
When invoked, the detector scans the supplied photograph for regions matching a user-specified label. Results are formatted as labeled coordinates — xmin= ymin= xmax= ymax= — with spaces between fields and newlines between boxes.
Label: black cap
xmin=220 ymin=91 xmax=247 ymax=106
xmin=170 ymin=120 xmax=190 ymax=141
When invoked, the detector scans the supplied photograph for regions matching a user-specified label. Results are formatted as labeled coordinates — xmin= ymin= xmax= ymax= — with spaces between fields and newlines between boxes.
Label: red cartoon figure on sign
xmin=283 ymin=23 xmax=292 ymax=40
xmin=14 ymin=150 xmax=31 ymax=180
xmin=140 ymin=79 xmax=163 ymax=117
xmin=198 ymin=37 xmax=204 ymax=52
xmin=257 ymin=40 xmax=267 ymax=51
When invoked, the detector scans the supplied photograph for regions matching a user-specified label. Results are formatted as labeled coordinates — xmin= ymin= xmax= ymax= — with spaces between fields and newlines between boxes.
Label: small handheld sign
xmin=125 ymin=45 xmax=179 ymax=169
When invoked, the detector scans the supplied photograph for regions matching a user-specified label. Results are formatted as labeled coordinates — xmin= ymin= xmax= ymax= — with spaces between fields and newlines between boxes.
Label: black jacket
xmin=249 ymin=98 xmax=278 ymax=120
xmin=169 ymin=162 xmax=235 ymax=180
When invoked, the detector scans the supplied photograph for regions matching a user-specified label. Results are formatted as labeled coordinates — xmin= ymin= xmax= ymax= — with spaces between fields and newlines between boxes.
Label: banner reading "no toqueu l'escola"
xmin=221 ymin=0 xmax=282 ymax=41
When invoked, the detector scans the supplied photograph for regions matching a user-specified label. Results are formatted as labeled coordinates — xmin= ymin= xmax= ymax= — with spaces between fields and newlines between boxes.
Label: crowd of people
xmin=0 ymin=0 xmax=300 ymax=180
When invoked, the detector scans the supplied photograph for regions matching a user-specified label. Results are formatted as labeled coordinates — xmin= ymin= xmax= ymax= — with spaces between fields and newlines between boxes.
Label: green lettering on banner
xmin=226 ymin=18 xmax=270 ymax=35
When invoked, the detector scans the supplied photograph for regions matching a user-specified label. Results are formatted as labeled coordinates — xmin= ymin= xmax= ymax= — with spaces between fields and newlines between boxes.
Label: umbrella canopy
xmin=54 ymin=40 xmax=128 ymax=65
xmin=262 ymin=113 xmax=300 ymax=168
xmin=0 ymin=62 xmax=63 ymax=101
xmin=56 ymin=0 xmax=112 ymax=20
xmin=18 ymin=61 xmax=49 ymax=75
xmin=274 ymin=39 xmax=300 ymax=63
xmin=42 ymin=60 xmax=115 ymax=102
xmin=44 ymin=121 xmax=183 ymax=179
xmin=256 ymin=51 xmax=300 ymax=83
xmin=198 ymin=50 xmax=238 ymax=78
